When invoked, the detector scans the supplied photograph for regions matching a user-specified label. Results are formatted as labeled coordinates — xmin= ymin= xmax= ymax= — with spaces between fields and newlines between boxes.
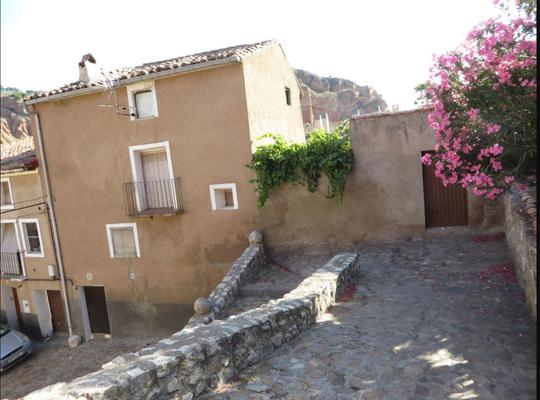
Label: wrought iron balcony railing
xmin=1 ymin=251 xmax=25 ymax=279
xmin=122 ymin=177 xmax=183 ymax=217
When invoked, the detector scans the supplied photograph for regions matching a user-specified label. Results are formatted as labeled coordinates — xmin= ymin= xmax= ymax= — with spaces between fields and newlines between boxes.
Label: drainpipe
xmin=30 ymin=110 xmax=79 ymax=347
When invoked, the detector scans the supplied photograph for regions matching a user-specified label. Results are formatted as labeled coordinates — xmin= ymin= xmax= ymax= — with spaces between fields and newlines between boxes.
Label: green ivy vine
xmin=248 ymin=122 xmax=355 ymax=207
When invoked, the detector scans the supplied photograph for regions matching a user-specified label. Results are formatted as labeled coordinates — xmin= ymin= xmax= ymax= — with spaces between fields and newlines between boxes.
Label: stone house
xmin=1 ymin=137 xmax=67 ymax=340
xmin=22 ymin=40 xmax=305 ymax=338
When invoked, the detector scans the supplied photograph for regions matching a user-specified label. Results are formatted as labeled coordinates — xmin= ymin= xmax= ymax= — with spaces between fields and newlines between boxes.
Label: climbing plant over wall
xmin=248 ymin=122 xmax=355 ymax=207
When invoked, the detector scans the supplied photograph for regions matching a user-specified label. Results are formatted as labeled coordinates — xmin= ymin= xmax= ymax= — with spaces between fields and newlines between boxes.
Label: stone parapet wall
xmin=25 ymin=253 xmax=360 ymax=400
xmin=504 ymin=188 xmax=537 ymax=320
xmin=186 ymin=242 xmax=265 ymax=327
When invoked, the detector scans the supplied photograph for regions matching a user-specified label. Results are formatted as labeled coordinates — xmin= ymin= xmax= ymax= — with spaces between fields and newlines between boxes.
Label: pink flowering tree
xmin=417 ymin=0 xmax=536 ymax=199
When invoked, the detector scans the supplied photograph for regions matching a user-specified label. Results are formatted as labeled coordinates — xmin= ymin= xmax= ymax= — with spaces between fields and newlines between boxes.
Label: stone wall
xmin=186 ymin=234 xmax=265 ymax=327
xmin=25 ymin=253 xmax=360 ymax=400
xmin=504 ymin=188 xmax=537 ymax=320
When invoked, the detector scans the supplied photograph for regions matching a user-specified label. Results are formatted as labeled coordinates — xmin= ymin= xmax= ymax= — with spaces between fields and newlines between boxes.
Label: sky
xmin=1 ymin=0 xmax=500 ymax=110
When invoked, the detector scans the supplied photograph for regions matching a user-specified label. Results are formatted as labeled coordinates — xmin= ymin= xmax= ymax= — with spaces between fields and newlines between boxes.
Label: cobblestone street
xmin=205 ymin=232 xmax=537 ymax=400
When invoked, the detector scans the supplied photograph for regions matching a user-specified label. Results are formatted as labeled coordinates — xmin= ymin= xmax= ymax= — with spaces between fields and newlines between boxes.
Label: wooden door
xmin=422 ymin=152 xmax=468 ymax=228
xmin=84 ymin=286 xmax=110 ymax=334
xmin=12 ymin=288 xmax=24 ymax=329
xmin=47 ymin=290 xmax=67 ymax=333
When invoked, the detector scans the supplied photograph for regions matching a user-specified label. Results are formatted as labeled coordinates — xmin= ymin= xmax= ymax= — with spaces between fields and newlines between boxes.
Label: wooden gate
xmin=47 ymin=290 xmax=67 ymax=333
xmin=422 ymin=152 xmax=468 ymax=228
xmin=84 ymin=286 xmax=111 ymax=334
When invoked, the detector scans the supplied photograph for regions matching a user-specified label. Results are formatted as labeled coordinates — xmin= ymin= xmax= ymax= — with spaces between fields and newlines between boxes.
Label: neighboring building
xmin=23 ymin=40 xmax=305 ymax=337
xmin=258 ymin=108 xmax=495 ymax=249
xmin=0 ymin=137 xmax=67 ymax=340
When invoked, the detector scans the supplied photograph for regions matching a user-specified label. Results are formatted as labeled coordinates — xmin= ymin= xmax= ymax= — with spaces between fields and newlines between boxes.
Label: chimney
xmin=78 ymin=53 xmax=100 ymax=82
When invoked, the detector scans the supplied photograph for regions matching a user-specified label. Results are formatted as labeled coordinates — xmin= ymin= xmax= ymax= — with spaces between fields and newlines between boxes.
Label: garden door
xmin=422 ymin=151 xmax=468 ymax=227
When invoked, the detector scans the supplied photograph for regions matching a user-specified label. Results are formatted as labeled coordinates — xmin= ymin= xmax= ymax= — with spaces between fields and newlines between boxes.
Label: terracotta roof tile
xmin=26 ymin=40 xmax=276 ymax=101
xmin=1 ymin=137 xmax=36 ymax=172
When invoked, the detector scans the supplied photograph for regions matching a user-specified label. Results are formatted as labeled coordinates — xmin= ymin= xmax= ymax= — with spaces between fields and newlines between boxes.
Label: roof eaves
xmin=25 ymin=54 xmax=244 ymax=105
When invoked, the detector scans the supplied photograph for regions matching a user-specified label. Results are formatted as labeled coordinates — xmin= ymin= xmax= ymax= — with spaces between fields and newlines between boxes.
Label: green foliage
xmin=0 ymin=85 xmax=38 ymax=102
xmin=248 ymin=122 xmax=355 ymax=207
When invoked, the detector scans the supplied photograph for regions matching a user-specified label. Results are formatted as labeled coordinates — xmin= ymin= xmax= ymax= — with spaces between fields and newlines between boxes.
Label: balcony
xmin=122 ymin=177 xmax=183 ymax=217
xmin=1 ymin=251 xmax=25 ymax=279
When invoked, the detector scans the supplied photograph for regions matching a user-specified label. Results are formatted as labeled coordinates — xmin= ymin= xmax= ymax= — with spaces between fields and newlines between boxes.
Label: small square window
xmin=127 ymin=82 xmax=158 ymax=120
xmin=285 ymin=87 xmax=291 ymax=106
xmin=1 ymin=178 xmax=14 ymax=209
xmin=19 ymin=219 xmax=43 ymax=257
xmin=134 ymin=90 xmax=154 ymax=119
xmin=106 ymin=223 xmax=141 ymax=258
xmin=209 ymin=183 xmax=239 ymax=210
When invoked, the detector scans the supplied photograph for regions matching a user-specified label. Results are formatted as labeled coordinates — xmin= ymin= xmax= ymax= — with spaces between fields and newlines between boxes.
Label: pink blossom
xmin=486 ymin=123 xmax=502 ymax=134
xmin=462 ymin=144 xmax=473 ymax=154
xmin=467 ymin=108 xmax=480 ymax=119
xmin=504 ymin=176 xmax=515 ymax=184
xmin=490 ymin=159 xmax=503 ymax=171
xmin=473 ymin=187 xmax=487 ymax=195
xmin=418 ymin=1 xmax=535 ymax=201
xmin=467 ymin=28 xmax=483 ymax=40
xmin=421 ymin=153 xmax=433 ymax=165
xmin=489 ymin=144 xmax=504 ymax=156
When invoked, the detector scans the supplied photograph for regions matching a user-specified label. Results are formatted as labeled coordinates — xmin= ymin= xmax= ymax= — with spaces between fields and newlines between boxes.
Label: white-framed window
xmin=127 ymin=81 xmax=158 ymax=120
xmin=128 ymin=141 xmax=178 ymax=211
xmin=19 ymin=218 xmax=44 ymax=257
xmin=209 ymin=183 xmax=239 ymax=210
xmin=1 ymin=177 xmax=14 ymax=210
xmin=106 ymin=223 xmax=141 ymax=258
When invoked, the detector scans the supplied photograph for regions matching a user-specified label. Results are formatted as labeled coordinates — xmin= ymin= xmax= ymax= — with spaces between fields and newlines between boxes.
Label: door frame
xmin=32 ymin=289 xmax=53 ymax=338
xmin=82 ymin=286 xmax=111 ymax=335
xmin=78 ymin=286 xmax=93 ymax=340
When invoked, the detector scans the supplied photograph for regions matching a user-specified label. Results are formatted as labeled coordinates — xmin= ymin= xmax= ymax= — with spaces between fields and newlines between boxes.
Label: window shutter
xmin=0 ymin=224 xmax=18 ymax=252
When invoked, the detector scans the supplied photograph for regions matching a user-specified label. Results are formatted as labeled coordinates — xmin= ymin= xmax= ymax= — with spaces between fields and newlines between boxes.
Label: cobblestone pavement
xmin=204 ymin=232 xmax=537 ymax=400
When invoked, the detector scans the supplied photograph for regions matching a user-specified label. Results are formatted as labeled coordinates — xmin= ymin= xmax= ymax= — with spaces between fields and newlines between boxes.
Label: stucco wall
xmin=1 ymin=171 xmax=57 ymax=279
xmin=27 ymin=48 xmax=305 ymax=337
xmin=30 ymin=63 xmax=259 ymax=336
xmin=242 ymin=45 xmax=306 ymax=149
xmin=257 ymin=109 xmax=485 ymax=249
xmin=0 ymin=280 xmax=62 ymax=339
xmin=1 ymin=171 xmax=61 ymax=339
